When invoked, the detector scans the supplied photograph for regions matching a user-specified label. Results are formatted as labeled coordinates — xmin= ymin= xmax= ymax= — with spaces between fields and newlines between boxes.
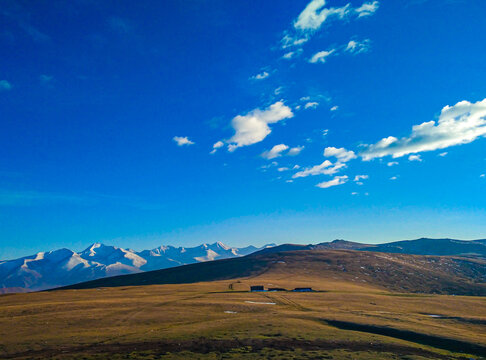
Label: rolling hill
xmin=58 ymin=249 xmax=486 ymax=296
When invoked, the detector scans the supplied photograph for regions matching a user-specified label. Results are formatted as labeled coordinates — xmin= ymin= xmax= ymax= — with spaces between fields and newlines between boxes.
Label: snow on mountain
xmin=0 ymin=242 xmax=274 ymax=293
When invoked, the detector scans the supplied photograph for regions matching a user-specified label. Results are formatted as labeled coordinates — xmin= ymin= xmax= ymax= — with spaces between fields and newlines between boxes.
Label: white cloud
xmin=210 ymin=141 xmax=224 ymax=154
xmin=304 ymin=102 xmax=319 ymax=109
xmin=360 ymin=98 xmax=486 ymax=160
xmin=261 ymin=144 xmax=289 ymax=159
xmin=293 ymin=0 xmax=379 ymax=32
xmin=0 ymin=80 xmax=12 ymax=91
xmin=322 ymin=129 xmax=329 ymax=136
xmin=281 ymin=34 xmax=309 ymax=49
xmin=351 ymin=192 xmax=358 ymax=195
xmin=316 ymin=175 xmax=349 ymax=189
xmin=293 ymin=160 xmax=346 ymax=178
xmin=480 ymin=174 xmax=485 ymax=178
xmin=354 ymin=175 xmax=368 ymax=182
xmin=355 ymin=1 xmax=380 ymax=18
xmin=251 ymin=71 xmax=269 ymax=80
xmin=293 ymin=165 xmax=301 ymax=170
xmin=278 ymin=167 xmax=289 ymax=172
xmin=439 ymin=152 xmax=448 ymax=157
xmin=390 ymin=176 xmax=398 ymax=180
xmin=282 ymin=48 xmax=303 ymax=59
xmin=387 ymin=161 xmax=398 ymax=167
xmin=173 ymin=136 xmax=195 ymax=146
xmin=345 ymin=39 xmax=371 ymax=54
xmin=330 ymin=106 xmax=338 ymax=111
xmin=300 ymin=96 xmax=311 ymax=101
xmin=408 ymin=155 xmax=422 ymax=162
xmin=309 ymin=49 xmax=335 ymax=63
xmin=324 ymin=147 xmax=357 ymax=163
xmin=294 ymin=0 xmax=351 ymax=31
xmin=288 ymin=146 xmax=304 ymax=156
xmin=227 ymin=101 xmax=294 ymax=151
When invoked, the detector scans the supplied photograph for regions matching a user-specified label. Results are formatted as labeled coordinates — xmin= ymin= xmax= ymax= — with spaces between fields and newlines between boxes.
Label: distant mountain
xmin=0 ymin=242 xmax=275 ymax=293
xmin=3 ymin=237 xmax=485 ymax=294
xmin=252 ymin=238 xmax=486 ymax=258
xmin=365 ymin=238 xmax=486 ymax=257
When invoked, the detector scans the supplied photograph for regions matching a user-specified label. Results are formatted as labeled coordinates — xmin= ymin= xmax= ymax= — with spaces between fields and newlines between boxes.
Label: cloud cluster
xmin=261 ymin=144 xmax=304 ymax=159
xmin=251 ymin=71 xmax=269 ymax=80
xmin=292 ymin=160 xmax=346 ymax=178
xmin=316 ymin=175 xmax=348 ymax=189
xmin=227 ymin=101 xmax=293 ymax=151
xmin=345 ymin=39 xmax=371 ymax=54
xmin=173 ymin=136 xmax=195 ymax=146
xmin=210 ymin=141 xmax=224 ymax=154
xmin=360 ymin=98 xmax=486 ymax=160
xmin=324 ymin=147 xmax=357 ymax=162
xmin=293 ymin=0 xmax=379 ymax=32
xmin=309 ymin=49 xmax=335 ymax=63
xmin=261 ymin=144 xmax=289 ymax=159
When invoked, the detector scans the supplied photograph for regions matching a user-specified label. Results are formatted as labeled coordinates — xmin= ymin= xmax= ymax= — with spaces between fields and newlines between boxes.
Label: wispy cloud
xmin=282 ymin=49 xmax=303 ymax=59
xmin=408 ymin=154 xmax=422 ymax=162
xmin=173 ymin=136 xmax=195 ymax=146
xmin=304 ymin=102 xmax=319 ymax=109
xmin=294 ymin=0 xmax=351 ymax=32
xmin=293 ymin=160 xmax=346 ymax=178
xmin=360 ymin=98 xmax=486 ymax=160
xmin=324 ymin=147 xmax=357 ymax=163
xmin=226 ymin=101 xmax=293 ymax=151
xmin=288 ymin=146 xmax=304 ymax=156
xmin=293 ymin=0 xmax=379 ymax=32
xmin=309 ymin=49 xmax=335 ymax=63
xmin=316 ymin=175 xmax=349 ymax=189
xmin=250 ymin=71 xmax=270 ymax=80
xmin=261 ymin=144 xmax=289 ymax=159
xmin=355 ymin=1 xmax=380 ymax=18
xmin=210 ymin=141 xmax=224 ymax=154
xmin=345 ymin=39 xmax=371 ymax=54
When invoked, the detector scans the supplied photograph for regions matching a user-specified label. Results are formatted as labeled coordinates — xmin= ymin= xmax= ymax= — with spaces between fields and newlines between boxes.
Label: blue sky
xmin=1 ymin=0 xmax=486 ymax=259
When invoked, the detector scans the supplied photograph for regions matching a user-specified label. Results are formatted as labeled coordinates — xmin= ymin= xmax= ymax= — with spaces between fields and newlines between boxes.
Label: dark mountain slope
xmin=366 ymin=238 xmax=486 ymax=257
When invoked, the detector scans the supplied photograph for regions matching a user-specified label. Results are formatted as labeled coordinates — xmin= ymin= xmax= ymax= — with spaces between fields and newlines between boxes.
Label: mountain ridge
xmin=0 ymin=242 xmax=275 ymax=293
xmin=2 ymin=237 xmax=486 ymax=294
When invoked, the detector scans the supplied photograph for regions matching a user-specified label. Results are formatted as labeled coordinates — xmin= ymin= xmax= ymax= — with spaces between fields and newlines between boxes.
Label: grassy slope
xmin=0 ymin=252 xmax=485 ymax=359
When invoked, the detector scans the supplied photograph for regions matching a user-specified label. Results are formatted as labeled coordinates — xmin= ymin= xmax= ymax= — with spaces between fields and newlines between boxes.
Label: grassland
xmin=1 ymin=250 xmax=485 ymax=359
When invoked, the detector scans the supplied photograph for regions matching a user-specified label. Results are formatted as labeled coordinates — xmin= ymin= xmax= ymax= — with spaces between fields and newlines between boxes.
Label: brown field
xmin=1 ymin=250 xmax=485 ymax=359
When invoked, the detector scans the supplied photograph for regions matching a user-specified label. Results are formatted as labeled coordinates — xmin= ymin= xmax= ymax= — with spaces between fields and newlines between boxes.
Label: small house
xmin=268 ymin=287 xmax=286 ymax=292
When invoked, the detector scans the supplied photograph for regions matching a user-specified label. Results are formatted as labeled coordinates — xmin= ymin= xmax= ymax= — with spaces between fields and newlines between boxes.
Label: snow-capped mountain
xmin=0 ymin=242 xmax=274 ymax=293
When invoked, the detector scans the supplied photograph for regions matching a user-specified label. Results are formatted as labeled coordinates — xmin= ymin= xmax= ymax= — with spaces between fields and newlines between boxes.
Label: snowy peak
xmin=0 ymin=242 xmax=273 ymax=293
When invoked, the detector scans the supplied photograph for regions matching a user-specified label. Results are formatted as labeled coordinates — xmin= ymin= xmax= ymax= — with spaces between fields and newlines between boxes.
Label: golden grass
xmin=1 ymin=272 xmax=485 ymax=359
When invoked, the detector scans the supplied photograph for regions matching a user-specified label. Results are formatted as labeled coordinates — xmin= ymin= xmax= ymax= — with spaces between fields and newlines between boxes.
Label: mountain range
xmin=2 ymin=237 xmax=485 ymax=294
xmin=0 ymin=242 xmax=274 ymax=293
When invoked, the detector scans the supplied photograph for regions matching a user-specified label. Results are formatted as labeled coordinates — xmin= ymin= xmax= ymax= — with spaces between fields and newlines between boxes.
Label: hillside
xmin=2 ymin=251 xmax=486 ymax=359
xmin=59 ymin=249 xmax=486 ymax=296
